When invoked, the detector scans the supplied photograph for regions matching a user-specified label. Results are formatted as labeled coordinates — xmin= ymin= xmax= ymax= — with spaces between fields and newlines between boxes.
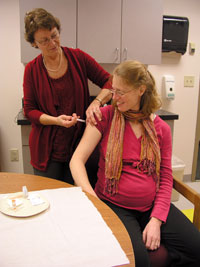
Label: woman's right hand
xmin=56 ymin=114 xmax=78 ymax=128
xmin=39 ymin=113 xmax=78 ymax=127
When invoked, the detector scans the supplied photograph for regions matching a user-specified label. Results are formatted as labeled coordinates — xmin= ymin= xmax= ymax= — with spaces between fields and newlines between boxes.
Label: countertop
xmin=17 ymin=109 xmax=179 ymax=126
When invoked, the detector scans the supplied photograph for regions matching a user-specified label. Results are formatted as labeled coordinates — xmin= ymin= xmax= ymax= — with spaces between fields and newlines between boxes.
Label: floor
xmin=172 ymin=180 xmax=200 ymax=210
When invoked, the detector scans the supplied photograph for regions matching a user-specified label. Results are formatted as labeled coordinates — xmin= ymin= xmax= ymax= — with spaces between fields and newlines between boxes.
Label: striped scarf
xmin=105 ymin=107 xmax=161 ymax=195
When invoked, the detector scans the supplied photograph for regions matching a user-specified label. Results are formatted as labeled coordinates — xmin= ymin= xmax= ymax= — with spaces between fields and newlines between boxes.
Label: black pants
xmin=33 ymin=160 xmax=74 ymax=185
xmin=102 ymin=200 xmax=200 ymax=267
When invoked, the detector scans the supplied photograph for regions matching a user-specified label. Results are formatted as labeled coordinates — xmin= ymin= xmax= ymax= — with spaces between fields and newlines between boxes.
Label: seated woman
xmin=70 ymin=60 xmax=200 ymax=267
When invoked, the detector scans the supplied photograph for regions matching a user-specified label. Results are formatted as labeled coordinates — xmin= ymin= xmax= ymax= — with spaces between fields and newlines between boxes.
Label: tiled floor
xmin=172 ymin=180 xmax=200 ymax=210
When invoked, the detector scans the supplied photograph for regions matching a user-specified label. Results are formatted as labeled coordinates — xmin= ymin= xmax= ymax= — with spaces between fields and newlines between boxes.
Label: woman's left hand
xmin=86 ymin=99 xmax=102 ymax=125
xmin=142 ymin=217 xmax=162 ymax=251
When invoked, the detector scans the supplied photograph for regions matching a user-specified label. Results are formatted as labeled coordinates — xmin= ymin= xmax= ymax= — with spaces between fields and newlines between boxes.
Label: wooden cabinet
xmin=77 ymin=0 xmax=163 ymax=64
xmin=19 ymin=0 xmax=76 ymax=63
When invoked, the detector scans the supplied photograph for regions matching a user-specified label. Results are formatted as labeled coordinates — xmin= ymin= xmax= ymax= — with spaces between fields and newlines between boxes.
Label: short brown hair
xmin=24 ymin=8 xmax=61 ymax=45
xmin=113 ymin=60 xmax=162 ymax=115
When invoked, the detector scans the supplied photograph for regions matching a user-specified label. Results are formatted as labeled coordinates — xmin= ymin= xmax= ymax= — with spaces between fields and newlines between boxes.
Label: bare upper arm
xmin=72 ymin=123 xmax=102 ymax=164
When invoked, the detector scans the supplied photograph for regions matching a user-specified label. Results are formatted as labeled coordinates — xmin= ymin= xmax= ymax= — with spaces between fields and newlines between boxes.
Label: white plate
xmin=0 ymin=192 xmax=50 ymax=217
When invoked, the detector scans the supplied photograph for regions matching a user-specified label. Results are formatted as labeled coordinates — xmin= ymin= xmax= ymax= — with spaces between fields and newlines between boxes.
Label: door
xmin=192 ymin=76 xmax=200 ymax=180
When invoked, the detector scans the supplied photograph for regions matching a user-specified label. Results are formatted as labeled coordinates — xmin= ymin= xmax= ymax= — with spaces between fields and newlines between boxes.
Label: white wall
xmin=0 ymin=0 xmax=200 ymax=176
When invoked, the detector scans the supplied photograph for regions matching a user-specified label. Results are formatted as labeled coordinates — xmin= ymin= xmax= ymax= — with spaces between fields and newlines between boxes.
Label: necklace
xmin=42 ymin=48 xmax=62 ymax=72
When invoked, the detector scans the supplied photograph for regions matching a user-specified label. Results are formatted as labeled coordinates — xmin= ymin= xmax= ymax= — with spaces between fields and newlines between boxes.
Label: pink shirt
xmin=95 ymin=105 xmax=173 ymax=222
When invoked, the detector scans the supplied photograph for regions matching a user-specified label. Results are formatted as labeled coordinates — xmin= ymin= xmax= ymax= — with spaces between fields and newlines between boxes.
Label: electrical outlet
xmin=10 ymin=149 xmax=19 ymax=162
xmin=184 ymin=76 xmax=195 ymax=87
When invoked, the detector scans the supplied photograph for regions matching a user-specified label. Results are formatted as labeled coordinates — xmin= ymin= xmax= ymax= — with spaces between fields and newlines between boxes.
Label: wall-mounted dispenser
xmin=163 ymin=75 xmax=175 ymax=100
xmin=162 ymin=15 xmax=189 ymax=55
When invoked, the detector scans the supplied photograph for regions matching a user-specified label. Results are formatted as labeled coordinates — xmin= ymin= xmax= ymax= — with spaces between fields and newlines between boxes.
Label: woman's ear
xmin=31 ymin=42 xmax=38 ymax=48
xmin=139 ymin=85 xmax=146 ymax=96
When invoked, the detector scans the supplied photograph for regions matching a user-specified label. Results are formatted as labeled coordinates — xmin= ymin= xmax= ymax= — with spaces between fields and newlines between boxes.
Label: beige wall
xmin=0 ymin=0 xmax=200 ymax=176
xmin=150 ymin=0 xmax=200 ymax=175
xmin=0 ymin=0 xmax=24 ymax=173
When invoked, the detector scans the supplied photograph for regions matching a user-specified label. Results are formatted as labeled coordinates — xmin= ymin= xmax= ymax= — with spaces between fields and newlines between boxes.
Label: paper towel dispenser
xmin=162 ymin=15 xmax=189 ymax=55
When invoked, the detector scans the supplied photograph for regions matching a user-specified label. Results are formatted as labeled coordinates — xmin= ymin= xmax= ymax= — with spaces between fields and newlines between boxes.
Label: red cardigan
xmin=23 ymin=47 xmax=111 ymax=171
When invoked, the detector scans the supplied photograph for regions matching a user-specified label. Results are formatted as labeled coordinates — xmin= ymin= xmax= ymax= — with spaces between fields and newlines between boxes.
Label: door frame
xmin=192 ymin=76 xmax=200 ymax=180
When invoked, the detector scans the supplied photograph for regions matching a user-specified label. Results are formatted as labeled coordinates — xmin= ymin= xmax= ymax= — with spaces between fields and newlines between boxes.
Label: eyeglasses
xmin=109 ymin=88 xmax=133 ymax=97
xmin=35 ymin=32 xmax=60 ymax=46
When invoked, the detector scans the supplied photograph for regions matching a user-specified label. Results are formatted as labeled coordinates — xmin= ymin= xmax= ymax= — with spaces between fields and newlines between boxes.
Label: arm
xmin=70 ymin=123 xmax=102 ymax=197
xmin=151 ymin=123 xmax=173 ymax=222
xmin=143 ymin=121 xmax=173 ymax=250
xmin=77 ymin=49 xmax=112 ymax=125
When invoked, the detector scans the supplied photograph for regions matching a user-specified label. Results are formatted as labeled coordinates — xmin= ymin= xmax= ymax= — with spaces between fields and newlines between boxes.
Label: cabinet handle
xmin=123 ymin=48 xmax=128 ymax=61
xmin=115 ymin=48 xmax=119 ymax=62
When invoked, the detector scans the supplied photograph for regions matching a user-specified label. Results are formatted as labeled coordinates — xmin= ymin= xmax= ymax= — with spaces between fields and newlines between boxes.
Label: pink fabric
xmin=95 ymin=105 xmax=173 ymax=223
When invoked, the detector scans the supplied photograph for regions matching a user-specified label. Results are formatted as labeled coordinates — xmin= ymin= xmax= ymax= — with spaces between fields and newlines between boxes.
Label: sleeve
xmin=77 ymin=49 xmax=112 ymax=89
xmin=150 ymin=119 xmax=173 ymax=223
xmin=23 ymin=63 xmax=44 ymax=124
xmin=95 ymin=105 xmax=113 ymax=134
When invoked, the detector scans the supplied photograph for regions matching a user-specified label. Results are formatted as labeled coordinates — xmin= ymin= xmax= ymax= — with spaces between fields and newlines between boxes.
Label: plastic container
xmin=171 ymin=155 xmax=185 ymax=201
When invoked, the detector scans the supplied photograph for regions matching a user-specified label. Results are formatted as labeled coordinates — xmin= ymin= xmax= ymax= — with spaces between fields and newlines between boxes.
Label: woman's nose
xmin=49 ymin=39 xmax=57 ymax=45
xmin=112 ymin=92 xmax=119 ymax=100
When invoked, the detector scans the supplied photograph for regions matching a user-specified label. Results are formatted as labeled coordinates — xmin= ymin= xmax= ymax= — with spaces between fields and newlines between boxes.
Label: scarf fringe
xmin=137 ymin=159 xmax=156 ymax=175
xmin=104 ymin=178 xmax=119 ymax=195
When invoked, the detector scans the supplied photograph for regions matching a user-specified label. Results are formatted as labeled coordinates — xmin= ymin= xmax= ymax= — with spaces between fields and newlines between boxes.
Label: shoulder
xmin=154 ymin=115 xmax=171 ymax=132
xmin=63 ymin=47 xmax=86 ymax=59
xmin=25 ymin=54 xmax=42 ymax=71
xmin=154 ymin=115 xmax=172 ymax=145
xmin=100 ymin=105 xmax=114 ymax=120
xmin=95 ymin=105 xmax=114 ymax=133
xmin=62 ymin=47 xmax=93 ymax=69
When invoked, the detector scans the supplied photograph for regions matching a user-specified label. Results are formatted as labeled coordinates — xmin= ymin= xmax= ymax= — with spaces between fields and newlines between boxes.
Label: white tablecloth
xmin=0 ymin=187 xmax=129 ymax=267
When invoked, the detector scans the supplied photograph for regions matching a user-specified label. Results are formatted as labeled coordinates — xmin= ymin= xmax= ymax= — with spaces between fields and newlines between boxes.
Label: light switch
xmin=10 ymin=149 xmax=19 ymax=161
xmin=189 ymin=43 xmax=195 ymax=54
xmin=184 ymin=76 xmax=195 ymax=87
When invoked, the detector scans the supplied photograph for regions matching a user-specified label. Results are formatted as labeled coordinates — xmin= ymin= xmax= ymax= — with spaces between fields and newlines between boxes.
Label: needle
xmin=77 ymin=118 xmax=86 ymax=123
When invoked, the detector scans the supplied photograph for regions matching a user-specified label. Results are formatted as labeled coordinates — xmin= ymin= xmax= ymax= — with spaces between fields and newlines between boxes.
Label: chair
xmin=148 ymin=175 xmax=200 ymax=267
xmin=173 ymin=175 xmax=200 ymax=230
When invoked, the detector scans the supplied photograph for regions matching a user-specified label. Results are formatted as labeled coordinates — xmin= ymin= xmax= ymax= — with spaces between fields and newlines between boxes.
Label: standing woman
xmin=23 ymin=8 xmax=111 ymax=183
xmin=70 ymin=60 xmax=200 ymax=266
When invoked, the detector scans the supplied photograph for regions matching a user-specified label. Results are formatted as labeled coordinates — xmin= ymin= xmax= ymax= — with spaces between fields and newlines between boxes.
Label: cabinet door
xmin=19 ymin=0 xmax=76 ymax=64
xmin=77 ymin=0 xmax=121 ymax=63
xmin=121 ymin=0 xmax=163 ymax=64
